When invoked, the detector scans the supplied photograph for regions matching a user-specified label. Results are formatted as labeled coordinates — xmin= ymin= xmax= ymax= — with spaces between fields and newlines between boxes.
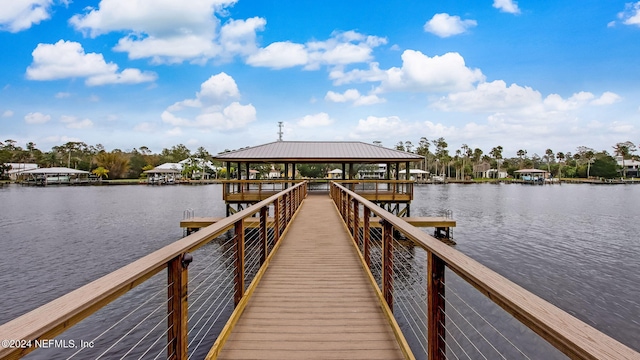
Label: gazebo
xmin=214 ymin=141 xmax=423 ymax=215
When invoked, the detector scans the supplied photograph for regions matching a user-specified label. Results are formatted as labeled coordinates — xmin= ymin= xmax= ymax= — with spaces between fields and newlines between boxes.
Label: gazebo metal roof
xmin=20 ymin=167 xmax=90 ymax=175
xmin=214 ymin=141 xmax=423 ymax=163
xmin=514 ymin=169 xmax=549 ymax=173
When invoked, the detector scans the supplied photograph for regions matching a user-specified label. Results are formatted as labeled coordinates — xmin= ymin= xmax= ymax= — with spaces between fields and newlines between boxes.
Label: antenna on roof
xmin=277 ymin=121 xmax=284 ymax=142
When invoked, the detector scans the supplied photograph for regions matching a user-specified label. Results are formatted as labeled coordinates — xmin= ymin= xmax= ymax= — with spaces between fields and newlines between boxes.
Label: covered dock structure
xmin=18 ymin=167 xmax=91 ymax=186
xmin=514 ymin=169 xmax=549 ymax=184
xmin=214 ymin=141 xmax=423 ymax=215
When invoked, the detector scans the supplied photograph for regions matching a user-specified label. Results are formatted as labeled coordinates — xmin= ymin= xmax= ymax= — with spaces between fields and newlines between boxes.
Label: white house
xmin=616 ymin=156 xmax=640 ymax=177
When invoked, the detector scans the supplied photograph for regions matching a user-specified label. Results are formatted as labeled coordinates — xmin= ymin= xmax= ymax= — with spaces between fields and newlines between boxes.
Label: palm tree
xmin=584 ymin=150 xmax=595 ymax=178
xmin=432 ymin=138 xmax=448 ymax=178
xmin=545 ymin=149 xmax=554 ymax=173
xmin=556 ymin=152 xmax=565 ymax=178
xmin=92 ymin=166 xmax=109 ymax=180
xmin=517 ymin=149 xmax=527 ymax=168
xmin=417 ymin=137 xmax=430 ymax=172
xmin=490 ymin=146 xmax=503 ymax=178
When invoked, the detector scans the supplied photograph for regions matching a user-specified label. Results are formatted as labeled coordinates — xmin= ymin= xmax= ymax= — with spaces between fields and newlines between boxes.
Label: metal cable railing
xmin=330 ymin=181 xmax=637 ymax=360
xmin=1 ymin=181 xmax=308 ymax=360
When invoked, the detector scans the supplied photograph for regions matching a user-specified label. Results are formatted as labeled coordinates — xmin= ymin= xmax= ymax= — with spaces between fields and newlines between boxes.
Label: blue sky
xmin=1 ymin=0 xmax=639 ymax=157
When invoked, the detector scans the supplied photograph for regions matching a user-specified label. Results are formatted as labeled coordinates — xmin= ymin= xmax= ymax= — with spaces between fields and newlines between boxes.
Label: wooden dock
xmin=181 ymin=216 xmax=455 ymax=230
xmin=212 ymin=194 xmax=406 ymax=359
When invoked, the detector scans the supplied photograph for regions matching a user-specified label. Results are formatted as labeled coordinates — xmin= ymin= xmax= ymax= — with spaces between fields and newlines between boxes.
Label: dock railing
xmin=330 ymin=181 xmax=638 ymax=360
xmin=221 ymin=179 xmax=304 ymax=202
xmin=0 ymin=181 xmax=307 ymax=360
xmin=335 ymin=179 xmax=414 ymax=201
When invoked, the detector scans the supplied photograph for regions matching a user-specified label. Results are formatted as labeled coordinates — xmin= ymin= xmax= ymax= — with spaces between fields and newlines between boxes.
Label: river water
xmin=0 ymin=183 xmax=638 ymax=357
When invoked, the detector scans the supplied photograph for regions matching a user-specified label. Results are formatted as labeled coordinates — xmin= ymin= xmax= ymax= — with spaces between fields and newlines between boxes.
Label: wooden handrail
xmin=331 ymin=181 xmax=638 ymax=360
xmin=0 ymin=181 xmax=307 ymax=360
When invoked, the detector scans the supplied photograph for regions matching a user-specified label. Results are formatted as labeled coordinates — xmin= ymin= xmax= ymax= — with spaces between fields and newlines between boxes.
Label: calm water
xmin=0 ymin=183 xmax=638 ymax=356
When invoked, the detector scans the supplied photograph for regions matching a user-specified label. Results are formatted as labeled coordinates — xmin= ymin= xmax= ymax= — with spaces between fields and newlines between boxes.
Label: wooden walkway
xmin=216 ymin=194 xmax=405 ymax=360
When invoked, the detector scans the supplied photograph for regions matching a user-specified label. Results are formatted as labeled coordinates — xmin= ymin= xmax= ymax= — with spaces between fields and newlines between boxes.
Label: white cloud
xmin=590 ymin=91 xmax=622 ymax=106
xmin=618 ymin=2 xmax=640 ymax=26
xmin=133 ymin=122 xmax=155 ymax=132
xmin=247 ymin=31 xmax=386 ymax=70
xmin=24 ymin=112 xmax=51 ymax=124
xmin=434 ymin=80 xmax=542 ymax=112
xmin=61 ymin=115 xmax=93 ymax=129
xmin=296 ymin=113 xmax=334 ymax=128
xmin=325 ymin=89 xmax=385 ymax=106
xmin=2 ymin=110 xmax=14 ymax=118
xmin=42 ymin=135 xmax=82 ymax=144
xmin=0 ymin=0 xmax=52 ymax=33
xmin=609 ymin=121 xmax=634 ymax=133
xmin=219 ymin=17 xmax=266 ymax=57
xmin=26 ymin=40 xmax=157 ymax=86
xmin=349 ymin=115 xmax=423 ymax=140
xmin=163 ymin=73 xmax=256 ymax=131
xmin=166 ymin=127 xmax=183 ymax=137
xmin=493 ymin=0 xmax=521 ymax=14
xmin=246 ymin=42 xmax=308 ymax=69
xmin=168 ymin=72 xmax=239 ymax=111
xmin=69 ymin=0 xmax=264 ymax=64
xmin=331 ymin=51 xmax=484 ymax=93
xmin=55 ymin=92 xmax=71 ymax=98
xmin=424 ymin=13 xmax=477 ymax=38
xmin=434 ymin=81 xmax=622 ymax=115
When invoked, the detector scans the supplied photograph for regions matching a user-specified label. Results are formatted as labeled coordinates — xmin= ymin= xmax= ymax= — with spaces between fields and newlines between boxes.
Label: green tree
xmin=92 ymin=166 xmax=109 ymax=179
xmin=298 ymin=164 xmax=326 ymax=178
xmin=95 ymin=151 xmax=130 ymax=179
xmin=590 ymin=152 xmax=618 ymax=178
xmin=161 ymin=144 xmax=191 ymax=163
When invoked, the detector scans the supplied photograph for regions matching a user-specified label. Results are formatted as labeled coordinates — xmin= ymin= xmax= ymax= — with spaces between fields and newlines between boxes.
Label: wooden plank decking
xmin=215 ymin=194 xmax=405 ymax=360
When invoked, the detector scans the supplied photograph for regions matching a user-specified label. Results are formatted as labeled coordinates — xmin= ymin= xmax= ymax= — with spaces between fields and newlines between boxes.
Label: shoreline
xmin=3 ymin=178 xmax=640 ymax=187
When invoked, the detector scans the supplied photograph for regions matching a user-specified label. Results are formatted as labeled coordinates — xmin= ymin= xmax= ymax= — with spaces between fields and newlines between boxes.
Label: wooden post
xmin=168 ymin=253 xmax=192 ymax=360
xmin=274 ymin=197 xmax=281 ymax=242
xmin=260 ymin=206 xmax=267 ymax=264
xmin=234 ymin=220 xmax=245 ymax=307
xmin=352 ymin=199 xmax=359 ymax=241
xmin=363 ymin=207 xmax=371 ymax=268
xmin=428 ymin=251 xmax=446 ymax=360
xmin=382 ymin=220 xmax=393 ymax=310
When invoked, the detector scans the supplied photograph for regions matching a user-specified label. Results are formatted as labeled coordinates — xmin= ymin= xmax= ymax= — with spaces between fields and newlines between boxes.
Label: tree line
xmin=0 ymin=140 xmax=220 ymax=180
xmin=1 ymin=138 xmax=638 ymax=180
xmin=391 ymin=138 xmax=638 ymax=179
